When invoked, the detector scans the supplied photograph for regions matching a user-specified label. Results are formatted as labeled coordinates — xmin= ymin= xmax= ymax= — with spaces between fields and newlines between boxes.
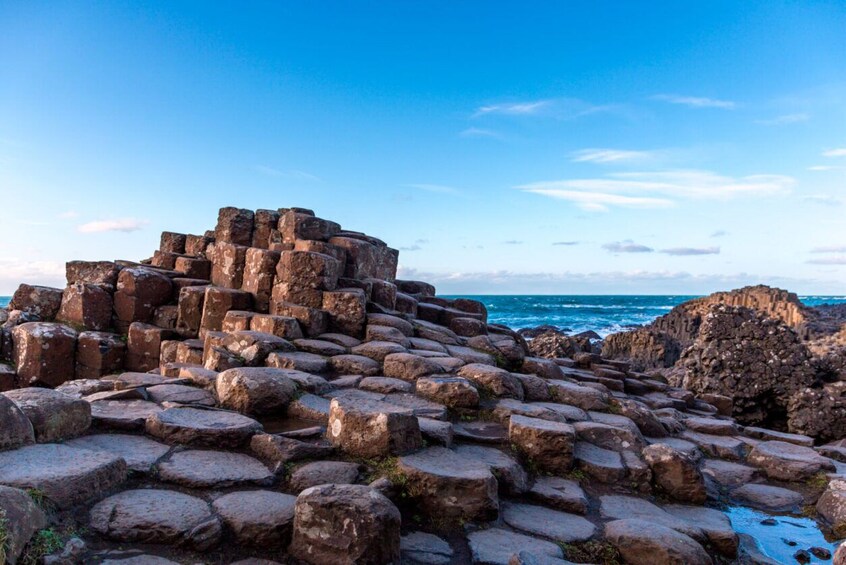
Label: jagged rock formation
xmin=0 ymin=207 xmax=844 ymax=564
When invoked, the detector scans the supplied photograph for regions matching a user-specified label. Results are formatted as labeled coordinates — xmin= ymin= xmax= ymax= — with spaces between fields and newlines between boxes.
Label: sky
xmin=1 ymin=1 xmax=845 ymax=295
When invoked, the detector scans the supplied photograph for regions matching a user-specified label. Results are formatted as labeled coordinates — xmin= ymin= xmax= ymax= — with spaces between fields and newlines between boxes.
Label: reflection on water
xmin=726 ymin=506 xmax=841 ymax=564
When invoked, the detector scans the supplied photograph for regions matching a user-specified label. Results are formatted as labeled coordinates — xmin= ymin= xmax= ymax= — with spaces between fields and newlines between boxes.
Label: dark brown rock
xmin=12 ymin=322 xmax=77 ymax=387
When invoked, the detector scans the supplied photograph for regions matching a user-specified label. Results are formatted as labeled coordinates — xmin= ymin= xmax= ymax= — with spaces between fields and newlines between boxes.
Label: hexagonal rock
xmin=359 ymin=376 xmax=413 ymax=394
xmin=215 ymin=206 xmax=254 ymax=246
xmin=56 ymin=282 xmax=113 ymax=331
xmin=528 ymin=476 xmax=588 ymax=514
xmin=454 ymin=444 xmax=527 ymax=495
xmin=0 ymin=443 xmax=126 ymax=508
xmin=327 ymin=396 xmax=422 ymax=457
xmin=605 ymin=519 xmax=711 ymax=565
xmin=574 ymin=442 xmax=626 ymax=483
xmin=200 ymin=287 xmax=253 ymax=333
xmin=664 ymin=505 xmax=738 ymax=557
xmin=322 ymin=288 xmax=367 ymax=338
xmin=0 ymin=484 xmax=47 ymax=565
xmin=642 ymin=443 xmax=707 ymax=503
xmin=75 ymin=331 xmax=126 ymax=379
xmin=747 ymin=440 xmax=835 ymax=481
xmin=548 ymin=380 xmax=609 ymax=411
xmin=732 ymin=483 xmax=804 ymax=513
xmin=145 ymin=407 xmax=262 ymax=448
xmin=222 ymin=330 xmax=294 ymax=365
xmin=2 ymin=387 xmax=91 ymax=442
xmin=212 ymin=490 xmax=297 ymax=548
xmin=66 ymin=260 xmax=122 ymax=290
xmin=157 ymin=450 xmax=274 ymax=488
xmin=113 ymin=267 xmax=172 ymax=326
xmin=0 ymin=393 xmax=36 ymax=450
xmin=9 ymin=284 xmax=64 ymax=319
xmin=456 ymin=363 xmax=524 ymax=399
xmin=501 ymin=501 xmax=596 ymax=544
xmin=573 ymin=420 xmax=644 ymax=452
xmin=12 ymin=322 xmax=77 ymax=387
xmin=290 ymin=484 xmax=400 ymax=565
xmin=466 ymin=528 xmax=564 ymax=565
xmin=508 ymin=415 xmax=575 ymax=473
xmin=66 ymin=434 xmax=170 ymax=473
xmin=416 ymin=376 xmax=479 ymax=408
xmin=398 ymin=446 xmax=498 ymax=522
xmin=289 ymin=460 xmax=361 ymax=492
xmin=90 ymin=400 xmax=163 ymax=430
xmin=216 ymin=367 xmax=298 ymax=416
xmin=382 ymin=352 xmax=445 ymax=382
xmin=816 ymin=479 xmax=846 ymax=535
xmin=146 ymin=384 xmax=216 ymax=406
xmin=400 ymin=532 xmax=453 ymax=565
xmin=599 ymin=495 xmax=704 ymax=541
xmin=90 ymin=489 xmax=222 ymax=550
xmin=351 ymin=340 xmax=408 ymax=362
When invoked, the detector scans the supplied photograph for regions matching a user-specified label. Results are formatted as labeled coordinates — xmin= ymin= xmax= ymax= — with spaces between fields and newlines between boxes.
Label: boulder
xmin=56 ymin=283 xmax=113 ymax=331
xmin=216 ymin=367 xmax=298 ymax=416
xmin=2 ymin=387 xmax=91 ymax=442
xmin=642 ymin=443 xmax=707 ymax=503
xmin=212 ymin=490 xmax=296 ymax=548
xmin=383 ymin=352 xmax=445 ymax=382
xmin=509 ymin=415 xmax=575 ymax=473
xmin=0 ymin=394 xmax=35 ymax=450
xmin=456 ymin=363 xmax=524 ymax=399
xmin=326 ymin=396 xmax=422 ymax=457
xmin=90 ymin=489 xmax=221 ymax=550
xmin=290 ymin=484 xmax=401 ymax=565
xmin=9 ymin=284 xmax=63 ymax=319
xmin=415 ymin=376 xmax=479 ymax=408
xmin=215 ymin=206 xmax=254 ymax=246
xmin=816 ymin=478 xmax=846 ymax=536
xmin=12 ymin=322 xmax=77 ymax=387
xmin=747 ymin=440 xmax=835 ymax=481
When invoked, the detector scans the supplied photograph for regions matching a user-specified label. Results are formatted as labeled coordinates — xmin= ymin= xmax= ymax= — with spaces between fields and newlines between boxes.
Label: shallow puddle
xmin=725 ymin=506 xmax=841 ymax=563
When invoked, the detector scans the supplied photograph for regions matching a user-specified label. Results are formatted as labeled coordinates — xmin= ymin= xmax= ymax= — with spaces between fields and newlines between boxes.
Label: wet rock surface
xmin=0 ymin=207 xmax=844 ymax=564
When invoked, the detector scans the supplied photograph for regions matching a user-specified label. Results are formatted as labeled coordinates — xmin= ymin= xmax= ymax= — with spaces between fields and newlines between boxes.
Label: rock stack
xmin=0 ymin=207 xmax=844 ymax=564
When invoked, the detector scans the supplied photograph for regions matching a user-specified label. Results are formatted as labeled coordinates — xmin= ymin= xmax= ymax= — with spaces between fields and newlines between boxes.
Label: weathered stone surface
xmin=289 ymin=460 xmax=361 ymax=492
xmin=664 ymin=504 xmax=738 ymax=557
xmin=467 ymin=528 xmax=564 ymax=565
xmin=0 ymin=485 xmax=47 ymax=565
xmin=125 ymin=322 xmax=174 ymax=372
xmin=509 ymin=414 xmax=575 ymax=473
xmin=604 ymin=519 xmax=712 ymax=565
xmin=401 ymin=532 xmax=453 ymax=565
xmin=1 ymin=394 xmax=36 ymax=451
xmin=145 ymin=407 xmax=262 ymax=447
xmin=599 ymin=495 xmax=703 ymax=541
xmin=113 ymin=267 xmax=172 ymax=327
xmin=158 ymin=449 xmax=273 ymax=488
xmin=200 ymin=287 xmax=252 ymax=334
xmin=732 ymin=483 xmax=804 ymax=512
xmin=700 ymin=459 xmax=759 ymax=488
xmin=57 ymin=282 xmax=113 ymax=331
xmin=290 ymin=484 xmax=401 ymax=565
xmin=146 ymin=384 xmax=216 ymax=406
xmin=212 ymin=490 xmax=296 ymax=548
xmin=322 ymin=288 xmax=367 ymax=338
xmin=2 ymin=387 xmax=91 ymax=442
xmin=642 ymin=443 xmax=706 ymax=503
xmin=66 ymin=260 xmax=122 ymax=290
xmin=455 ymin=444 xmax=528 ymax=495
xmin=416 ymin=376 xmax=479 ymax=408
xmin=0 ymin=443 xmax=126 ymax=508
xmin=548 ymin=380 xmax=609 ymax=411
xmin=398 ymin=446 xmax=498 ymax=521
xmin=360 ymin=376 xmax=414 ymax=394
xmin=216 ymin=367 xmax=298 ymax=416
xmin=66 ymin=433 xmax=170 ymax=473
xmin=383 ymin=352 xmax=445 ymax=382
xmin=215 ymin=206 xmax=254 ymax=246
xmin=267 ymin=350 xmax=329 ymax=373
xmin=90 ymin=399 xmax=163 ymax=430
xmin=457 ymin=363 xmax=523 ymax=399
xmin=747 ymin=440 xmax=835 ymax=481
xmin=817 ymin=479 xmax=846 ymax=536
xmin=90 ymin=489 xmax=221 ymax=550
xmin=75 ymin=331 xmax=126 ymax=379
xmin=9 ymin=284 xmax=64 ymax=319
xmin=528 ymin=476 xmax=588 ymax=514
xmin=575 ymin=441 xmax=626 ymax=483
xmin=502 ymin=502 xmax=596 ymax=543
xmin=210 ymin=242 xmax=248 ymax=288
xmin=327 ymin=396 xmax=422 ymax=457
xmin=12 ymin=322 xmax=77 ymax=387
xmin=271 ymin=302 xmax=328 ymax=337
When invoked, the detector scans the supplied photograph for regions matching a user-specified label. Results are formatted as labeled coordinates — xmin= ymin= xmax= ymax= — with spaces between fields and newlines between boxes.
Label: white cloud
xmin=807 ymin=256 xmax=846 ymax=265
xmin=405 ymin=184 xmax=460 ymax=195
xmin=459 ymin=127 xmax=503 ymax=139
xmin=473 ymin=98 xmax=617 ymax=120
xmin=517 ymin=170 xmax=792 ymax=211
xmin=823 ymin=148 xmax=846 ymax=158
xmin=473 ymin=100 xmax=551 ymax=117
xmin=808 ymin=165 xmax=839 ymax=171
xmin=811 ymin=245 xmax=846 ymax=253
xmin=0 ymin=259 xmax=65 ymax=294
xmin=756 ymin=113 xmax=810 ymax=125
xmin=660 ymin=246 xmax=720 ymax=256
xmin=571 ymin=148 xmax=653 ymax=164
xmin=552 ymin=241 xmax=580 ymax=246
xmin=255 ymin=165 xmax=320 ymax=181
xmin=652 ymin=94 xmax=736 ymax=109
xmin=804 ymin=195 xmax=842 ymax=206
xmin=602 ymin=240 xmax=654 ymax=253
xmin=77 ymin=218 xmax=149 ymax=233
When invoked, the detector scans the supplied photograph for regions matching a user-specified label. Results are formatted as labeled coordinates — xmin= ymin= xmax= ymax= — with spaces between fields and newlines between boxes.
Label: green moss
xmin=20 ymin=528 xmax=65 ymax=565
xmin=25 ymin=488 xmax=47 ymax=509
xmin=565 ymin=469 xmax=588 ymax=482
xmin=560 ymin=540 xmax=622 ymax=564
xmin=807 ymin=471 xmax=829 ymax=491
xmin=0 ymin=509 xmax=9 ymax=565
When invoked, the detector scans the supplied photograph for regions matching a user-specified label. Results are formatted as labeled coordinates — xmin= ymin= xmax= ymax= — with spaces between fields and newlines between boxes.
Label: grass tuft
xmin=560 ymin=540 xmax=622 ymax=564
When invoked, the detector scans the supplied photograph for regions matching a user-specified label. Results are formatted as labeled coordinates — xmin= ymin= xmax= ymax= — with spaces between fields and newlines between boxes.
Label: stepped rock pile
xmin=0 ymin=207 xmax=845 ymax=564
xmin=600 ymin=285 xmax=846 ymax=440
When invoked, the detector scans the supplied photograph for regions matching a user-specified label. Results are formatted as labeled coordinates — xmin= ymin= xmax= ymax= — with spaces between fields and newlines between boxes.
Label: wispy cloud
xmin=255 ymin=165 xmax=320 ymax=181
xmin=808 ymin=165 xmax=839 ymax=171
xmin=602 ymin=240 xmax=654 ymax=253
xmin=711 ymin=230 xmax=728 ymax=238
xmin=473 ymin=97 xmax=617 ymax=120
xmin=399 ymin=245 xmax=422 ymax=252
xmin=823 ymin=148 xmax=846 ymax=158
xmin=0 ymin=259 xmax=65 ymax=293
xmin=473 ymin=100 xmax=551 ymax=117
xmin=503 ymin=240 xmax=524 ymax=245
xmin=756 ymin=113 xmax=810 ymax=126
xmin=652 ymin=94 xmax=736 ymax=109
xmin=811 ymin=245 xmax=846 ymax=253
xmin=459 ymin=127 xmax=503 ymax=139
xmin=804 ymin=195 xmax=842 ymax=206
xmin=571 ymin=148 xmax=653 ymax=164
xmin=552 ymin=241 xmax=580 ymax=246
xmin=807 ymin=256 xmax=846 ymax=265
xmin=518 ymin=170 xmax=792 ymax=211
xmin=77 ymin=218 xmax=149 ymax=233
xmin=405 ymin=183 xmax=460 ymax=195
xmin=660 ymin=246 xmax=720 ymax=256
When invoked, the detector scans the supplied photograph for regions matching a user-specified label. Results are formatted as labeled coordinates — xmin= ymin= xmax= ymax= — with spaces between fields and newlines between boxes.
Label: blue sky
xmin=1 ymin=1 xmax=845 ymax=295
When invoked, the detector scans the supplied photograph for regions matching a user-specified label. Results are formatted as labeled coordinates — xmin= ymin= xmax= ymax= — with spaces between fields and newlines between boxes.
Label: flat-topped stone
xmin=453 ymin=421 xmax=508 ymax=443
xmin=212 ymin=490 xmax=297 ymax=548
xmin=599 ymin=495 xmax=704 ymax=541
xmin=456 ymin=363 xmax=523 ymax=400
xmin=701 ymin=459 xmax=760 ymax=488
xmin=289 ymin=460 xmax=361 ymax=492
xmin=574 ymin=441 xmax=626 ymax=483
xmin=90 ymin=399 xmax=163 ymax=430
xmin=359 ymin=376 xmax=414 ymax=394
xmin=455 ymin=444 xmax=528 ymax=495
xmin=747 ymin=440 xmax=835 ymax=481
xmin=501 ymin=502 xmax=596 ymax=543
xmin=509 ymin=415 xmax=576 ymax=473
xmin=216 ymin=367 xmax=298 ymax=416
xmin=90 ymin=489 xmax=221 ymax=550
xmin=2 ymin=387 xmax=91 ymax=442
xmin=267 ymin=350 xmax=329 ymax=373
xmin=683 ymin=416 xmax=739 ymax=436
xmin=145 ymin=384 xmax=216 ymax=406
xmin=106 ymin=372 xmax=183 ymax=390
xmin=743 ymin=426 xmax=814 ymax=447
xmin=157 ymin=449 xmax=274 ymax=488
xmin=664 ymin=504 xmax=739 ymax=557
xmin=327 ymin=396 xmax=421 ymax=457
xmin=145 ymin=407 xmax=262 ymax=447
xmin=731 ymin=483 xmax=804 ymax=513
xmin=466 ymin=528 xmax=564 ymax=565
xmin=66 ymin=434 xmax=170 ymax=473
xmin=398 ymin=446 xmax=498 ymax=521
xmin=604 ymin=519 xmax=711 ymax=565
xmin=416 ymin=376 xmax=479 ymax=408
xmin=400 ymin=532 xmax=453 ymax=565
xmin=528 ymin=476 xmax=588 ymax=514
xmin=0 ymin=443 xmax=126 ymax=508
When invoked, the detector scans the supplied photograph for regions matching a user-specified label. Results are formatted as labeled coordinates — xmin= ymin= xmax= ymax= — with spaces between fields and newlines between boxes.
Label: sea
xmin=3 ymin=294 xmax=845 ymax=338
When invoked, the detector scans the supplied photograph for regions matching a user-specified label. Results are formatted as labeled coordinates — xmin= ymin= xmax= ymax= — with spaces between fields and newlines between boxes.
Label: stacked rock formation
xmin=1 ymin=207 xmax=845 ymax=564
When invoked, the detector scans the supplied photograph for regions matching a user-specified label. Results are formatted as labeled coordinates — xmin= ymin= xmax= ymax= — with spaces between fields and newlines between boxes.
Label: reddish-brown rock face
xmin=215 ymin=207 xmax=255 ymax=246
xmin=57 ymin=282 xmax=113 ymax=331
xmin=9 ymin=284 xmax=64 ymax=320
xmin=12 ymin=322 xmax=78 ymax=387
